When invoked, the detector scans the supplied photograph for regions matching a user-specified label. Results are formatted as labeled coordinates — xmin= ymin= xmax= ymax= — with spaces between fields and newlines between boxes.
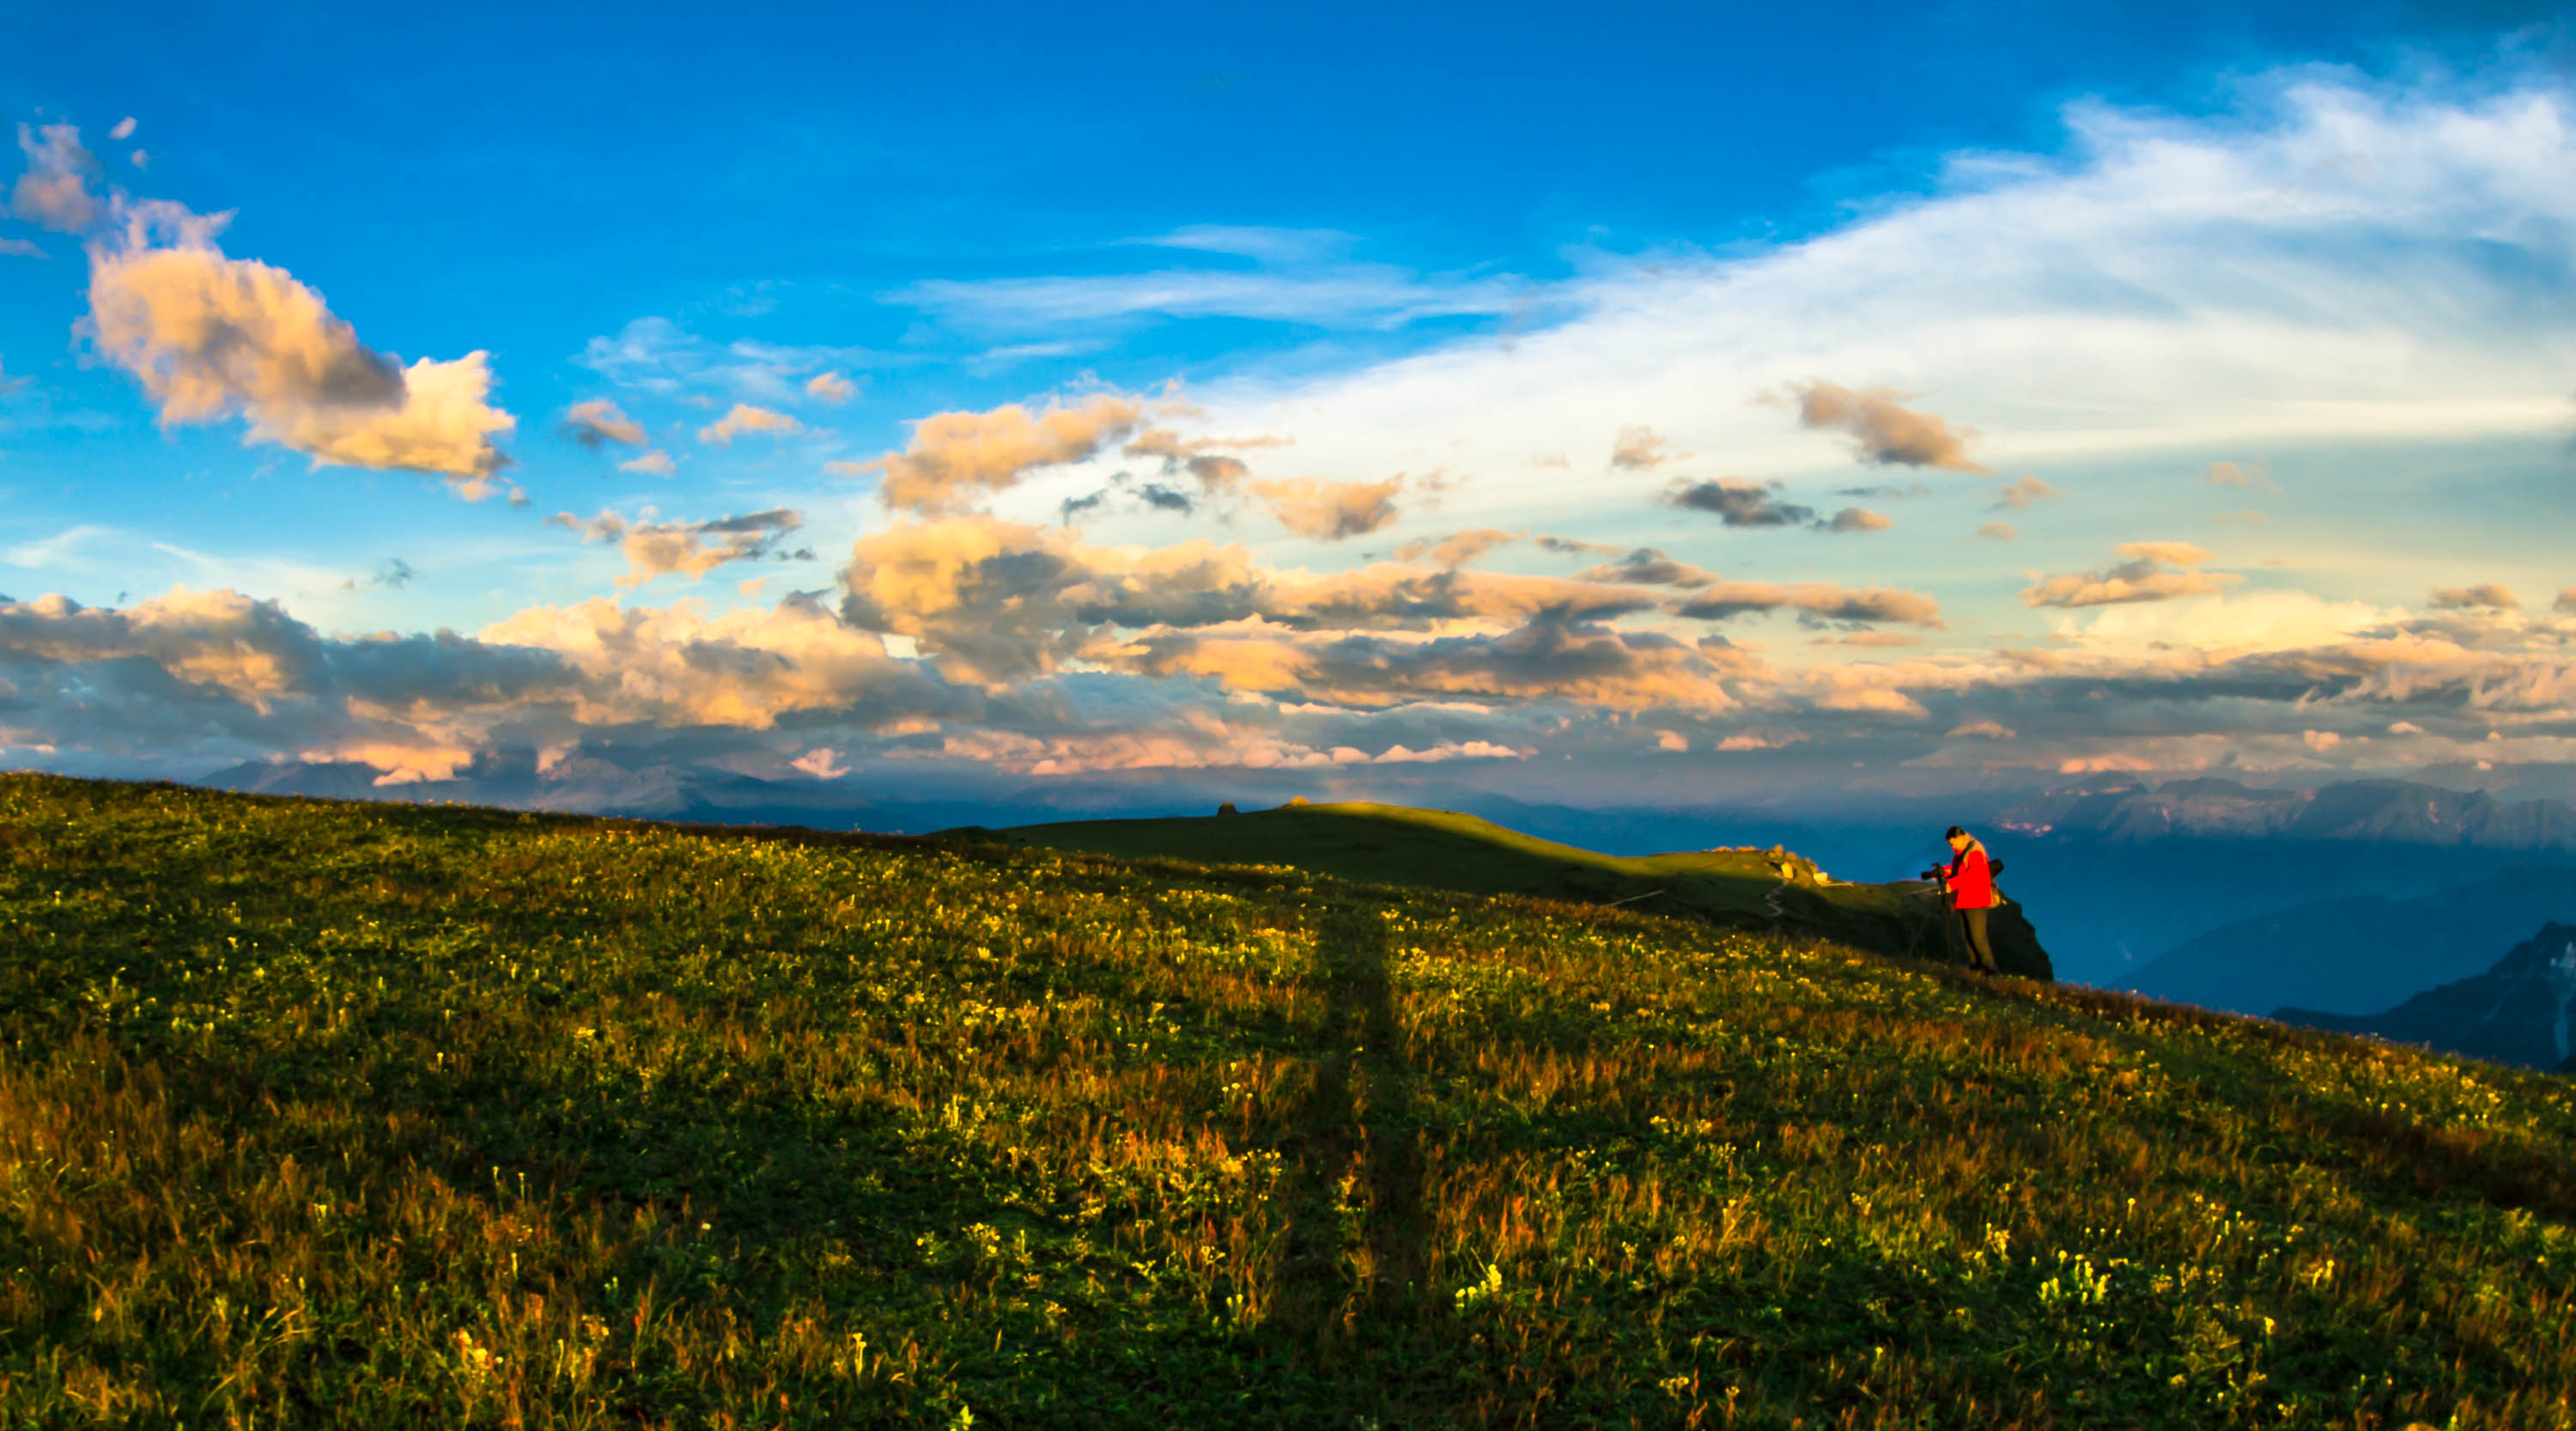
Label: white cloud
xmin=1151 ymin=77 xmax=2576 ymax=539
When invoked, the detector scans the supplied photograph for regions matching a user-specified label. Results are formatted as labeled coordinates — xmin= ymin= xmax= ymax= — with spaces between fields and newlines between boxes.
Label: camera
xmin=1918 ymin=868 xmax=1945 ymax=882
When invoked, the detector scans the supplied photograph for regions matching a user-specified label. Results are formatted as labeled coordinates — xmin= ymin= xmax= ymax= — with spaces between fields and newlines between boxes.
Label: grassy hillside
xmin=0 ymin=774 xmax=2571 ymax=1428
xmin=968 ymin=801 xmax=2052 ymax=979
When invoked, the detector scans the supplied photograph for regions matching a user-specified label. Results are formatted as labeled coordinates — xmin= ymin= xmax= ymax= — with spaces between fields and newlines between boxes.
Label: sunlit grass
xmin=1 ymin=772 xmax=2570 ymax=1428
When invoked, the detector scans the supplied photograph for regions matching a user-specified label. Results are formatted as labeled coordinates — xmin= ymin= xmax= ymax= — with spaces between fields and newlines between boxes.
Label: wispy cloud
xmin=891 ymin=266 xmax=1528 ymax=335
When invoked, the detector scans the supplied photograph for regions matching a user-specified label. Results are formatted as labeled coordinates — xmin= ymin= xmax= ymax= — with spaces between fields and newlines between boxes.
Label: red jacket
xmin=1943 ymin=843 xmax=1996 ymax=910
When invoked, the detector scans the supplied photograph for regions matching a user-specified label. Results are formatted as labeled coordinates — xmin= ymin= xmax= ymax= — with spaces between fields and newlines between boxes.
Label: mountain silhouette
xmin=2275 ymin=921 xmax=2576 ymax=1070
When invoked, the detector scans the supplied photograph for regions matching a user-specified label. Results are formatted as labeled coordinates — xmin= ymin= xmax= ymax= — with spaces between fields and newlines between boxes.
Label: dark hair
xmin=1944 ymin=825 xmax=1967 ymax=838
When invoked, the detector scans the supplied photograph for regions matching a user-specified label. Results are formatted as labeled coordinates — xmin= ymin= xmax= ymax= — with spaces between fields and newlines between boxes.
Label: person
xmin=1936 ymin=825 xmax=2001 ymax=974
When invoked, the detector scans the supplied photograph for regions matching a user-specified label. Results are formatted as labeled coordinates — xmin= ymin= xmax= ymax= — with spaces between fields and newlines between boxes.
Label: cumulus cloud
xmin=2558 ymin=586 xmax=2576 ymax=613
xmin=2021 ymin=540 xmax=2241 ymax=608
xmin=1672 ymin=581 xmax=1943 ymax=627
xmin=1978 ymin=522 xmax=2017 ymax=540
xmin=1104 ymin=618 xmax=1759 ymax=713
xmin=1789 ymin=380 xmax=1985 ymax=471
xmin=2430 ymin=583 xmax=2518 ymax=610
xmin=1249 ymin=475 xmax=1404 ymax=539
xmin=858 ymin=393 xmax=1145 ymax=514
xmin=1826 ymin=507 xmax=1892 ymax=533
xmin=620 ymin=449 xmax=677 ymax=477
xmin=550 ymin=507 xmax=809 ymax=588
xmin=559 ymin=399 xmax=645 ymax=449
xmin=1993 ymin=476 xmax=2057 ymax=509
xmin=11 ymin=123 xmax=101 ymax=233
xmin=805 ymin=370 xmax=857 ymax=405
xmin=1609 ymin=423 xmax=1680 ymax=470
xmin=87 ymin=234 xmax=516 ymax=491
xmin=2206 ymin=460 xmax=2271 ymax=489
xmin=696 ymin=403 xmax=805 ymax=445
xmin=1666 ymin=478 xmax=1814 ymax=527
xmin=837 ymin=515 xmax=1680 ymax=688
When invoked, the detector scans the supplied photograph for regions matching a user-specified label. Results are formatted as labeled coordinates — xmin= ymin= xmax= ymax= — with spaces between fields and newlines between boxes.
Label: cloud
xmin=559 ymin=399 xmax=645 ymax=449
xmin=0 ymin=236 xmax=42 ymax=259
xmin=1993 ymin=476 xmax=2057 ymax=509
xmin=890 ymin=266 xmax=1527 ymax=335
xmin=1135 ymin=225 xmax=1357 ymax=264
xmin=1825 ymin=507 xmax=1892 ymax=533
xmin=2206 ymin=460 xmax=2271 ymax=489
xmin=1534 ymin=533 xmax=1619 ymax=557
xmin=551 ymin=507 xmax=809 ymax=588
xmin=1575 ymin=548 xmax=1723 ymax=588
xmin=108 ymin=118 xmax=136 ymax=141
xmin=1945 ymin=719 xmax=2014 ymax=739
xmin=1666 ymin=478 xmax=1814 ymax=527
xmin=2559 ymin=586 xmax=2576 ymax=614
xmin=0 ymin=582 xmax=953 ymax=785
xmin=836 ymin=515 xmax=1680 ymax=688
xmin=2021 ymin=540 xmax=2241 ymax=608
xmin=1609 ymin=424 xmax=1680 ymax=470
xmin=1123 ymin=425 xmax=1283 ymax=494
xmin=1103 ymin=618 xmax=1759 ymax=713
xmin=858 ymin=393 xmax=1145 ymax=514
xmin=1789 ymin=380 xmax=1985 ymax=471
xmin=1977 ymin=522 xmax=2017 ymax=540
xmin=11 ymin=123 xmax=101 ymax=233
xmin=2430 ymin=583 xmax=2518 ymax=610
xmin=1392 ymin=528 xmax=1519 ymax=569
xmin=696 ymin=403 xmax=805 ymax=445
xmin=1672 ymin=581 xmax=1943 ymax=627
xmin=87 ymin=234 xmax=516 ymax=491
xmin=619 ymin=449 xmax=677 ymax=477
xmin=575 ymin=317 xmax=873 ymax=405
xmin=1716 ymin=730 xmax=1807 ymax=751
xmin=1249 ymin=475 xmax=1404 ymax=539
xmin=805 ymin=370 xmax=857 ymax=405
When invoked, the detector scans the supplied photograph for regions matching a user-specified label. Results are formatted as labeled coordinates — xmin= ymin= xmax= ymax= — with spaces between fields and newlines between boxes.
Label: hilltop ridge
xmin=962 ymin=799 xmax=2054 ymax=979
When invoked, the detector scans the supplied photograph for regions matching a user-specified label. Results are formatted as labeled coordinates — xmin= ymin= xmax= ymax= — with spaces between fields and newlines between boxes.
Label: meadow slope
xmin=969 ymin=802 xmax=2052 ymax=979
xmin=0 ymin=774 xmax=2571 ymax=1428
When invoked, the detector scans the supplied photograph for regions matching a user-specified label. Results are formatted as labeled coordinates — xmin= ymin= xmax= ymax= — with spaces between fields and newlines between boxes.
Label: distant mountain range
xmin=2115 ymin=865 xmax=2576 ymax=1017
xmin=2277 ymin=922 xmax=2576 ymax=1072
xmin=1996 ymin=777 xmax=2576 ymax=851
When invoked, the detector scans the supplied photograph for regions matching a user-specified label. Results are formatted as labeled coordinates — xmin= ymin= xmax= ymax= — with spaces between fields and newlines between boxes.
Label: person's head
xmin=1945 ymin=825 xmax=1970 ymax=850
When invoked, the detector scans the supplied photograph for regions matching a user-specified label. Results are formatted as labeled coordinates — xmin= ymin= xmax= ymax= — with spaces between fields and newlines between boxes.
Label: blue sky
xmin=3 ymin=2 xmax=2573 ymax=808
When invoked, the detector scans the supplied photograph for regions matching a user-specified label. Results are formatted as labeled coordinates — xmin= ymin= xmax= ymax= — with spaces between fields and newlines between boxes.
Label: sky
xmin=3 ymin=0 xmax=2574 ymax=813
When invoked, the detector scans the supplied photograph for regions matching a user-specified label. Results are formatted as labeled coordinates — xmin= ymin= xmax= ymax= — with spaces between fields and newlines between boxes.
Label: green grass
xmin=1 ymin=772 xmax=2572 ymax=1428
xmin=968 ymin=801 xmax=2050 ymax=979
